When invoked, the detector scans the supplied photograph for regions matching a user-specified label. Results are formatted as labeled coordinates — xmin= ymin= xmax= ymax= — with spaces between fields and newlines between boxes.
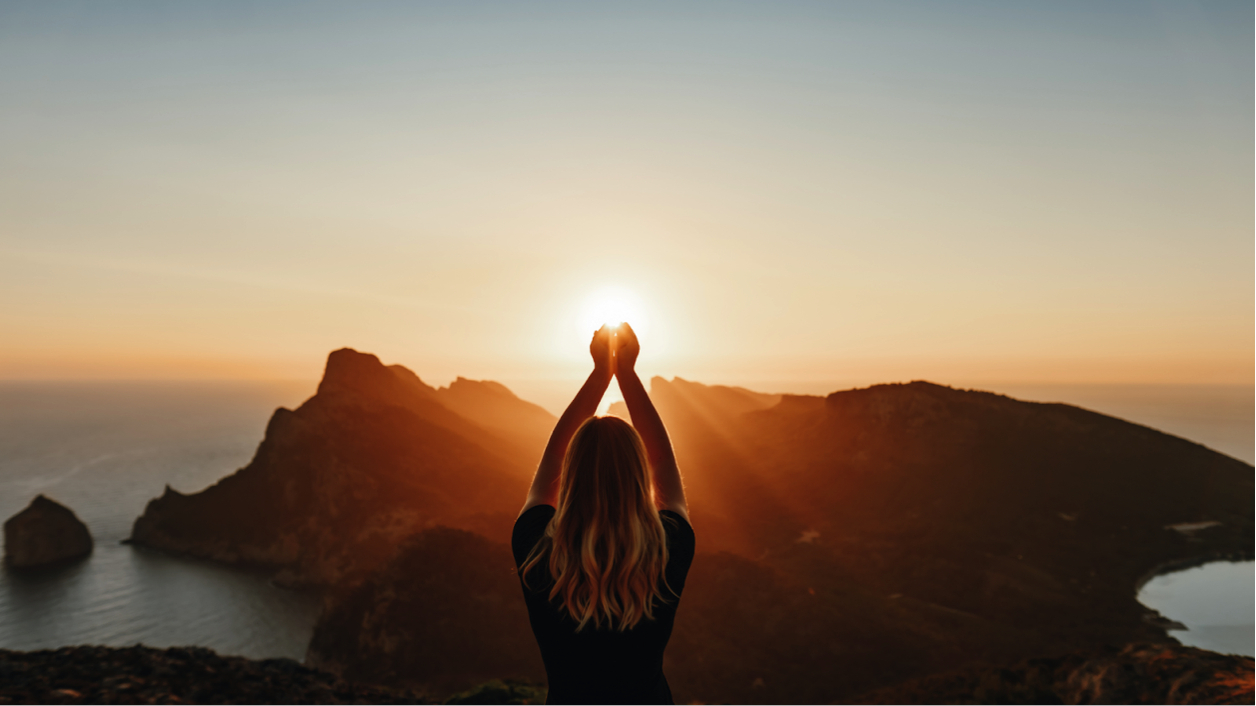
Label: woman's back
xmin=512 ymin=505 xmax=695 ymax=704
xmin=514 ymin=323 xmax=692 ymax=704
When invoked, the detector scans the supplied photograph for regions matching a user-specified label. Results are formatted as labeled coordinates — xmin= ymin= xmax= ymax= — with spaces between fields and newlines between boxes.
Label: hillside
xmin=128 ymin=348 xmax=554 ymax=586
xmin=127 ymin=353 xmax=1252 ymax=702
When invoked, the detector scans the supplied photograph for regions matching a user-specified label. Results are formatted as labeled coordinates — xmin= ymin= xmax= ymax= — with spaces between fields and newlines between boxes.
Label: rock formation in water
xmin=4 ymin=495 xmax=93 ymax=568
xmin=128 ymin=348 xmax=554 ymax=587
xmin=305 ymin=375 xmax=1253 ymax=703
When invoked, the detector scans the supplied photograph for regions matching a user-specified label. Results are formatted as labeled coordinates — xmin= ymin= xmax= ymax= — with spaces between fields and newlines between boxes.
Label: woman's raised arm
xmin=614 ymin=323 xmax=688 ymax=520
xmin=520 ymin=325 xmax=614 ymax=515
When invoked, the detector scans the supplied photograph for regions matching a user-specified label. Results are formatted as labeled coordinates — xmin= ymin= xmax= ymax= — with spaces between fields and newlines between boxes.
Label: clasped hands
xmin=589 ymin=323 xmax=639 ymax=378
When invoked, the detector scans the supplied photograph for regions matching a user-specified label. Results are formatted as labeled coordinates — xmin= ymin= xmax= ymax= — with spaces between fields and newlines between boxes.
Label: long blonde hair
xmin=520 ymin=416 xmax=671 ymax=632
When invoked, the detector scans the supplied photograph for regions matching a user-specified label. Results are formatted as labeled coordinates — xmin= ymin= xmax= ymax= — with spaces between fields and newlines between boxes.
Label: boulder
xmin=4 ymin=495 xmax=93 ymax=568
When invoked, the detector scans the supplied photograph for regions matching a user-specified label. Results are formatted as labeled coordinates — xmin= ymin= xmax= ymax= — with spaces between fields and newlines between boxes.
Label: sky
xmin=1 ymin=1 xmax=1252 ymax=409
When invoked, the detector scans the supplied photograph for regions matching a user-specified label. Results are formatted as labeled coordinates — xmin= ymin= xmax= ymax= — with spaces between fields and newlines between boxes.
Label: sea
xmin=0 ymin=380 xmax=1251 ymax=661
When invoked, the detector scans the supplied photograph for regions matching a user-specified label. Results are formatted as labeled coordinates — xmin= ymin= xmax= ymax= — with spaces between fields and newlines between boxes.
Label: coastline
xmin=1133 ymin=550 xmax=1254 ymax=595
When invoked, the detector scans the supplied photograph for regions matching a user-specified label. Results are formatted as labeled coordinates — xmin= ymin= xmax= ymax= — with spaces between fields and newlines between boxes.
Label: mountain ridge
xmin=126 ymin=349 xmax=1253 ymax=702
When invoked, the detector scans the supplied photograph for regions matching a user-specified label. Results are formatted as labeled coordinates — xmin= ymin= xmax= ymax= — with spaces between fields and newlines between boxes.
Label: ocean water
xmin=0 ymin=380 xmax=1250 ymax=661
xmin=990 ymin=383 xmax=1254 ymax=465
xmin=1138 ymin=561 xmax=1255 ymax=657
xmin=0 ymin=381 xmax=320 ymax=660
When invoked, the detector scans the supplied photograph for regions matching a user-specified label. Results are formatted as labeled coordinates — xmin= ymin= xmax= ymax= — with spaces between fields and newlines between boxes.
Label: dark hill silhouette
xmin=652 ymin=378 xmax=1252 ymax=700
xmin=128 ymin=348 xmax=554 ymax=586
xmin=306 ymin=527 xmax=545 ymax=695
xmin=128 ymin=353 xmax=1252 ymax=702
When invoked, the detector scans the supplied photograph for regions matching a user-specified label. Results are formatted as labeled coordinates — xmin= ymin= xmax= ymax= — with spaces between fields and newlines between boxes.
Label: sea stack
xmin=4 ymin=495 xmax=93 ymax=568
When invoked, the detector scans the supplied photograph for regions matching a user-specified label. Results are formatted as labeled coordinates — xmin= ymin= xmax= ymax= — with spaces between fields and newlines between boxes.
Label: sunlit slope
xmin=128 ymin=348 xmax=554 ymax=586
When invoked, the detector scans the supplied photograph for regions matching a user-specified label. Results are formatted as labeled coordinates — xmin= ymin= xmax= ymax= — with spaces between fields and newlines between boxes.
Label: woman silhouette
xmin=513 ymin=322 xmax=694 ymax=705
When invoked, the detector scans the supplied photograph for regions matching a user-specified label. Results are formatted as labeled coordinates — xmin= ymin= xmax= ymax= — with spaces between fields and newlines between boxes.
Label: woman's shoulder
xmin=659 ymin=508 xmax=691 ymax=528
xmin=658 ymin=509 xmax=696 ymax=595
xmin=658 ymin=509 xmax=695 ymax=547
xmin=514 ymin=504 xmax=555 ymax=537
xmin=517 ymin=503 xmax=556 ymax=522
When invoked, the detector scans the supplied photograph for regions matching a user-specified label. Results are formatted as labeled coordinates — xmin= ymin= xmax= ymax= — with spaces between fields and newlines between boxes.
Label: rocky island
xmin=128 ymin=349 xmax=1253 ymax=703
xmin=4 ymin=495 xmax=93 ymax=568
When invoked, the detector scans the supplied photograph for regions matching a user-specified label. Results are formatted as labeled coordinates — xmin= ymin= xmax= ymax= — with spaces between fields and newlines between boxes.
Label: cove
xmin=1138 ymin=560 xmax=1254 ymax=657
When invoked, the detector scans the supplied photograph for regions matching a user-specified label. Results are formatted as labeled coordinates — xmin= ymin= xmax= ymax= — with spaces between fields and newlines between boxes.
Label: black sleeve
xmin=660 ymin=510 xmax=696 ymax=599
xmin=512 ymin=504 xmax=556 ymax=568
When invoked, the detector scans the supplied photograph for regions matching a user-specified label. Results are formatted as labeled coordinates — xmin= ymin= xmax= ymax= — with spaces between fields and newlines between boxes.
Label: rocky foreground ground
xmin=0 ymin=646 xmax=545 ymax=705
xmin=860 ymin=642 xmax=1254 ymax=705
xmin=0 ymin=642 xmax=1250 ymax=704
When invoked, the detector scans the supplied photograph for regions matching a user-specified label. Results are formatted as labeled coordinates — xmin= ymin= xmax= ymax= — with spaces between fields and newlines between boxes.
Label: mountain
xmin=434 ymin=377 xmax=555 ymax=459
xmin=306 ymin=526 xmax=545 ymax=695
xmin=128 ymin=348 xmax=553 ymax=586
xmin=654 ymin=378 xmax=1252 ymax=701
xmin=299 ymin=373 xmax=1252 ymax=703
xmin=127 ymin=353 xmax=1251 ymax=701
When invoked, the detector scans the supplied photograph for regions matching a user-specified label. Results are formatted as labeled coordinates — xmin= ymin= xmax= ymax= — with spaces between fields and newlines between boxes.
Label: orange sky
xmin=1 ymin=3 xmax=1251 ymax=398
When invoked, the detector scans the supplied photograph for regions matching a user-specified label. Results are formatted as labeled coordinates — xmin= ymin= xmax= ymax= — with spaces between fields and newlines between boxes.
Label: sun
xmin=579 ymin=287 xmax=647 ymax=333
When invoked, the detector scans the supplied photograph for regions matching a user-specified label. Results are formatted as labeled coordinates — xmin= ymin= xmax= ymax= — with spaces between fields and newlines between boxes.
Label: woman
xmin=512 ymin=322 xmax=694 ymax=705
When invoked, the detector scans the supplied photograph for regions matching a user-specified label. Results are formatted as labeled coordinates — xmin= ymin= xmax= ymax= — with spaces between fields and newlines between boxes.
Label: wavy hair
xmin=520 ymin=416 xmax=671 ymax=632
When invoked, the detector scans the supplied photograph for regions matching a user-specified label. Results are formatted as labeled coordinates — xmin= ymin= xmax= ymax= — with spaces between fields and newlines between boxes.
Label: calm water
xmin=0 ymin=381 xmax=319 ymax=659
xmin=1139 ymin=561 xmax=1255 ymax=657
xmin=0 ymin=380 xmax=1250 ymax=660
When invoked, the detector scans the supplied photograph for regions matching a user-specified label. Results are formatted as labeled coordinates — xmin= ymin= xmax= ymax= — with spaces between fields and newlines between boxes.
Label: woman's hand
xmin=614 ymin=322 xmax=640 ymax=374
xmin=590 ymin=325 xmax=614 ymax=377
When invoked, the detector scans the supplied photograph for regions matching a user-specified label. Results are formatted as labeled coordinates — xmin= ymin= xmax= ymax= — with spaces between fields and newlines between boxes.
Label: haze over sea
xmin=0 ymin=379 xmax=1251 ymax=661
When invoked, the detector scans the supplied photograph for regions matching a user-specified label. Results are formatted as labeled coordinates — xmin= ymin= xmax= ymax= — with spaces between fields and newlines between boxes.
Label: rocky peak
xmin=311 ymin=350 xmax=454 ymax=430
xmin=318 ymin=349 xmax=433 ymax=399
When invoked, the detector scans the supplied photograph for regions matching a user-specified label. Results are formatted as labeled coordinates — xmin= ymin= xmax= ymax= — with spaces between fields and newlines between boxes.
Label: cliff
xmin=128 ymin=348 xmax=554 ymax=586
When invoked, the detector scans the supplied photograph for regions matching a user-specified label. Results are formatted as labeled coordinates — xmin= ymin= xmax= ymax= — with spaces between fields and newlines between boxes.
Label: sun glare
xmin=580 ymin=287 xmax=647 ymax=334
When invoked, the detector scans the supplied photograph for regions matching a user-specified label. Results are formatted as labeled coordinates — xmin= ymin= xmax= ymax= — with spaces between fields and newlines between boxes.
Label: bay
xmin=0 ymin=381 xmax=318 ymax=660
xmin=1138 ymin=561 xmax=1255 ymax=657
